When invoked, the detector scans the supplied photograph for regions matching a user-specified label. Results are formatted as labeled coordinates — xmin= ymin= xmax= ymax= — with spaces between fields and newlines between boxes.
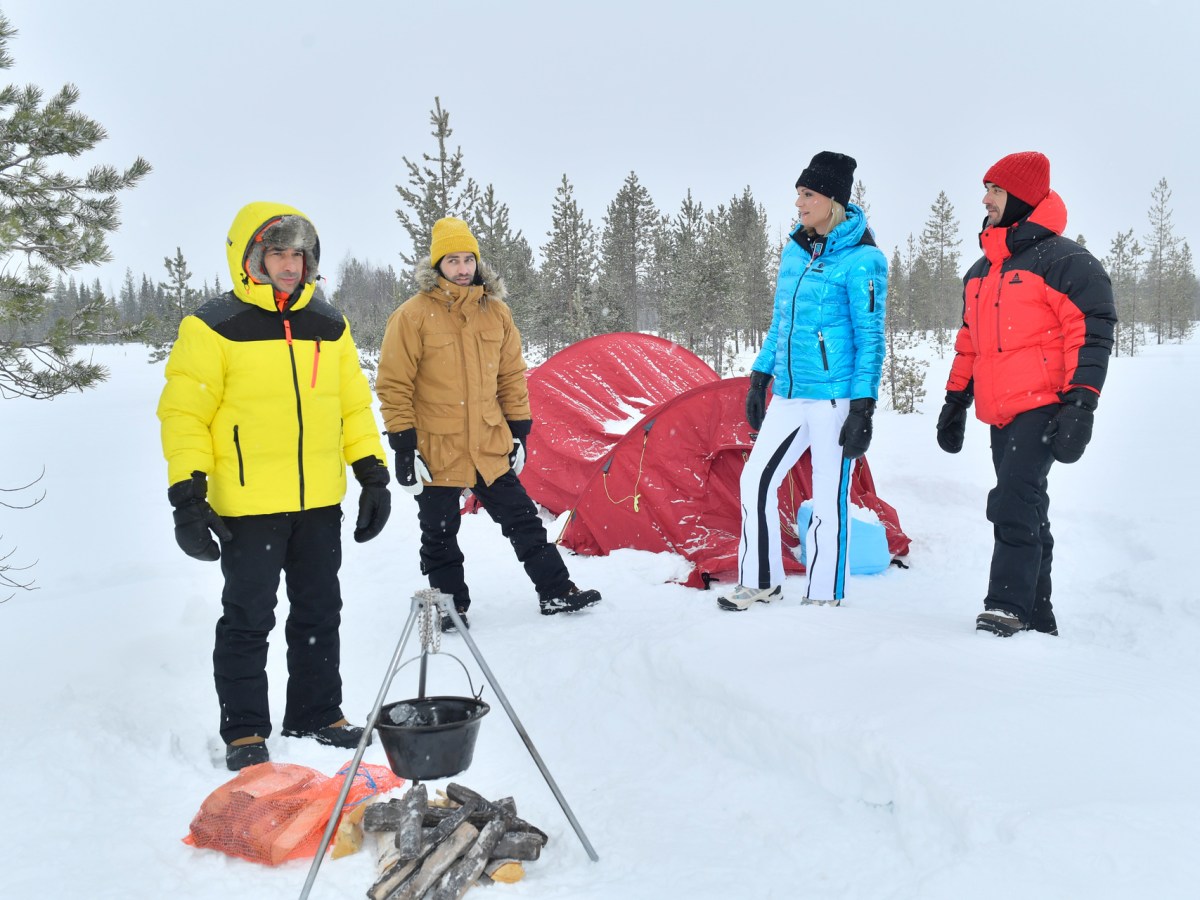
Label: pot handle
xmin=394 ymin=652 xmax=484 ymax=701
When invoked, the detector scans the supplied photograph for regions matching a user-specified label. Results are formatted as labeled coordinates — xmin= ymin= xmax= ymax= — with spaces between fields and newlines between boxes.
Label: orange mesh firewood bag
xmin=184 ymin=761 xmax=403 ymax=865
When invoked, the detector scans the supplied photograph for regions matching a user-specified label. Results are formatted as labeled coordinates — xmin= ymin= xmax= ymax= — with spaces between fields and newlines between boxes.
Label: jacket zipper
xmin=818 ymin=331 xmax=830 ymax=370
xmin=233 ymin=425 xmax=245 ymax=485
xmin=868 ymin=279 xmax=876 ymax=312
xmin=993 ymin=267 xmax=1004 ymax=352
xmin=311 ymin=337 xmax=321 ymax=388
xmin=784 ymin=248 xmax=820 ymax=399
xmin=282 ymin=315 xmax=306 ymax=509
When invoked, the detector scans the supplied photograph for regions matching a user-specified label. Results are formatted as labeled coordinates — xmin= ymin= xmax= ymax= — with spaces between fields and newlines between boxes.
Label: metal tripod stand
xmin=299 ymin=588 xmax=599 ymax=898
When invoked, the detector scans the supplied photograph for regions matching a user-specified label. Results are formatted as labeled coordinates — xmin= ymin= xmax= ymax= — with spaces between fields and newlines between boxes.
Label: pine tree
xmin=1143 ymin=178 xmax=1178 ymax=345
xmin=538 ymin=174 xmax=597 ymax=352
xmin=917 ymin=191 xmax=962 ymax=352
xmin=118 ymin=268 xmax=138 ymax=328
xmin=331 ymin=256 xmax=400 ymax=373
xmin=146 ymin=248 xmax=197 ymax=361
xmin=660 ymin=191 xmax=709 ymax=356
xmin=851 ymin=179 xmax=870 ymax=218
xmin=1166 ymin=241 xmax=1197 ymax=343
xmin=597 ymin=172 xmax=661 ymax=333
xmin=1105 ymin=229 xmax=1143 ymax=357
xmin=880 ymin=245 xmax=927 ymax=413
xmin=706 ymin=187 xmax=774 ymax=371
xmin=394 ymin=97 xmax=479 ymax=295
xmin=0 ymin=15 xmax=150 ymax=398
xmin=902 ymin=233 xmax=934 ymax=336
xmin=469 ymin=184 xmax=536 ymax=323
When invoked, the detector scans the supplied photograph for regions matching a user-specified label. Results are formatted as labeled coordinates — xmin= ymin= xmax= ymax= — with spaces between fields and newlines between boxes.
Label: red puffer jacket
xmin=946 ymin=190 xmax=1116 ymax=427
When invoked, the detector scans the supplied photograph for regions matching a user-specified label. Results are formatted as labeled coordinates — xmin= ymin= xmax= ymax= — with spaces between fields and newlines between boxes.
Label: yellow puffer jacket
xmin=376 ymin=259 xmax=530 ymax=488
xmin=157 ymin=201 xmax=385 ymax=516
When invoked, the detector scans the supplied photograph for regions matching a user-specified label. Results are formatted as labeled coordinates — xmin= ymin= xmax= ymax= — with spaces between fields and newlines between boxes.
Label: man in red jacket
xmin=936 ymin=151 xmax=1116 ymax=637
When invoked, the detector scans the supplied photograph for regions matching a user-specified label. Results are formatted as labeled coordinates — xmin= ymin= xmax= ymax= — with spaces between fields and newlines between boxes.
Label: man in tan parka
xmin=376 ymin=216 xmax=600 ymax=629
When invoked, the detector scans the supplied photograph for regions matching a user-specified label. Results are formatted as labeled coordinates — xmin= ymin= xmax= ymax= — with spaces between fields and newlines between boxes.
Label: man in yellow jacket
xmin=376 ymin=217 xmax=600 ymax=630
xmin=157 ymin=202 xmax=391 ymax=770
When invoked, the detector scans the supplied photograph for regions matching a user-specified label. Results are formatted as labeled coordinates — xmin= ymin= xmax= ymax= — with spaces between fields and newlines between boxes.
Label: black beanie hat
xmin=796 ymin=151 xmax=857 ymax=207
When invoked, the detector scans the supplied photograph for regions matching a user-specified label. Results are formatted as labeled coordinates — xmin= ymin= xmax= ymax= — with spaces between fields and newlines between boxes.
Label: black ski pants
xmin=214 ymin=505 xmax=345 ymax=744
xmin=986 ymin=406 xmax=1056 ymax=623
xmin=413 ymin=470 xmax=571 ymax=610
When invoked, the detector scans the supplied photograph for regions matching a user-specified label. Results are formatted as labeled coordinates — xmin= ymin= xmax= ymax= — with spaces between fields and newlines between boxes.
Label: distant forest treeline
xmin=20 ymin=100 xmax=1200 ymax=412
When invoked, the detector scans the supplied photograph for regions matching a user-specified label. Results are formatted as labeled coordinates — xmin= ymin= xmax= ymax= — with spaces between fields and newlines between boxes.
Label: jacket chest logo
xmin=1008 ymin=273 xmax=1024 ymax=284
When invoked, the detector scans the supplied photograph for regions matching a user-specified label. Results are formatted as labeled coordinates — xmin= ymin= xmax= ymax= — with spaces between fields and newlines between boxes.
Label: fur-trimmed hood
xmin=226 ymin=201 xmax=320 ymax=313
xmin=414 ymin=256 xmax=507 ymax=303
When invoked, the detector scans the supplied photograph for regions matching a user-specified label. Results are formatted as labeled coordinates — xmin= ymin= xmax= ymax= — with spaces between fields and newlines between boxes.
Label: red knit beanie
xmin=983 ymin=151 xmax=1050 ymax=206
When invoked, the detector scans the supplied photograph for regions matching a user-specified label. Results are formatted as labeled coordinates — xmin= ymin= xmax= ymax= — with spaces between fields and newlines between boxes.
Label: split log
xmin=491 ymin=830 xmax=543 ymax=862
xmin=269 ymin=796 xmax=331 ymax=865
xmin=376 ymin=841 xmax=402 ymax=876
xmin=483 ymin=860 xmax=525 ymax=884
xmin=367 ymin=800 xmax=480 ymax=900
xmin=428 ymin=818 xmax=507 ymax=900
xmin=331 ymin=800 xmax=370 ymax=859
xmin=445 ymin=784 xmax=517 ymax=818
xmin=445 ymin=784 xmax=545 ymax=844
xmin=393 ymin=784 xmax=428 ymax=861
xmin=365 ymin=790 xmax=428 ymax=833
xmin=422 ymin=807 xmax=547 ymax=845
xmin=388 ymin=819 xmax=479 ymax=900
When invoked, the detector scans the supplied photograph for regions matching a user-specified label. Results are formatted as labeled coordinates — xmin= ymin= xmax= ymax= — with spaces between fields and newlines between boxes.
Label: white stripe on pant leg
xmin=736 ymin=397 xmax=812 ymax=589
xmin=804 ymin=398 xmax=852 ymax=602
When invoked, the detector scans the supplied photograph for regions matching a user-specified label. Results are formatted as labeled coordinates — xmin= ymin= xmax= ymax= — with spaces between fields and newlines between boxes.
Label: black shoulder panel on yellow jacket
xmin=193 ymin=292 xmax=347 ymax=343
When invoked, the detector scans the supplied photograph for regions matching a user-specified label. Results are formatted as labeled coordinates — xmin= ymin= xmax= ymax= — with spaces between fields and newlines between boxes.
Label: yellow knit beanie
xmin=429 ymin=217 xmax=480 ymax=265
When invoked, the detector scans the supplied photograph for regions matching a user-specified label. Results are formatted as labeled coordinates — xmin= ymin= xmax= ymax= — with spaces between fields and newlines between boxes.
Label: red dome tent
xmin=555 ymin=376 xmax=910 ymax=589
xmin=521 ymin=333 xmax=720 ymax=515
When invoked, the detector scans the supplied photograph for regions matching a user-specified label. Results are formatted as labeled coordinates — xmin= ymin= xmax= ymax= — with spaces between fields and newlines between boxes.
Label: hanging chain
xmin=417 ymin=589 xmax=442 ymax=655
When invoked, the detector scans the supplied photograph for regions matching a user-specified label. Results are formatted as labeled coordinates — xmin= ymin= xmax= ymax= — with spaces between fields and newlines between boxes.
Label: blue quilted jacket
xmin=751 ymin=203 xmax=887 ymax=401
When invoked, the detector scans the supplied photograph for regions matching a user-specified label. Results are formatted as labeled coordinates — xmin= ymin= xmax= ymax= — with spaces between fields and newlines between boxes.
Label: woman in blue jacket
xmin=719 ymin=151 xmax=887 ymax=611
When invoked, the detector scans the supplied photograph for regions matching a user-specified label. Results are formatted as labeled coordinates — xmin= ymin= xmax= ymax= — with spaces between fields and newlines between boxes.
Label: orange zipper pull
xmin=311 ymin=337 xmax=321 ymax=387
xmin=283 ymin=319 xmax=293 ymax=345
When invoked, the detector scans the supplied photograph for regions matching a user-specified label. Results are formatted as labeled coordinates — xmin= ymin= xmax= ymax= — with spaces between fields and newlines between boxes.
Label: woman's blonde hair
xmin=805 ymin=200 xmax=847 ymax=237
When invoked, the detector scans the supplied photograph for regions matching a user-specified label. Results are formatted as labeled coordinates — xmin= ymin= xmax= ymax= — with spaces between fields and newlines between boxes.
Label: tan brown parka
xmin=376 ymin=259 xmax=531 ymax=488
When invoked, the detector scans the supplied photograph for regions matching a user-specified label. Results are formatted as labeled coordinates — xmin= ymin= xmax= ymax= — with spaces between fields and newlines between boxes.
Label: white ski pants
xmin=737 ymin=395 xmax=853 ymax=602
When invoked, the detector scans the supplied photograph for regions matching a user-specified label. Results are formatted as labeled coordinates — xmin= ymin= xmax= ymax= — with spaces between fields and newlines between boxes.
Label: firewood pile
xmin=363 ymin=782 xmax=549 ymax=899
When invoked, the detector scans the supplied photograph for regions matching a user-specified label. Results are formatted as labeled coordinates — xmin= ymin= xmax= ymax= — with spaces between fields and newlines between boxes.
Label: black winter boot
xmin=540 ymin=584 xmax=602 ymax=616
xmin=226 ymin=737 xmax=269 ymax=771
xmin=976 ymin=606 xmax=1027 ymax=637
xmin=1029 ymin=601 xmax=1059 ymax=636
xmin=440 ymin=604 xmax=470 ymax=633
xmin=282 ymin=719 xmax=370 ymax=749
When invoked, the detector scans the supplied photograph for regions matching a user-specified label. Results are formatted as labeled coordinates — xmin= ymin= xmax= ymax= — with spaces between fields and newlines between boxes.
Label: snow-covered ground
xmin=2 ymin=336 xmax=1197 ymax=899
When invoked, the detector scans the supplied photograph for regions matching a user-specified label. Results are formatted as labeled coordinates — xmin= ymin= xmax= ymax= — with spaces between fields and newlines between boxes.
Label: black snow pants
xmin=986 ymin=406 xmax=1057 ymax=624
xmin=413 ymin=470 xmax=572 ymax=610
xmin=214 ymin=505 xmax=345 ymax=744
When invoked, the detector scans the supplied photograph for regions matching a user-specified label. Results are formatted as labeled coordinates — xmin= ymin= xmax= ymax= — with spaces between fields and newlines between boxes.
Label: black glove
xmin=838 ymin=398 xmax=875 ymax=460
xmin=1042 ymin=388 xmax=1098 ymax=464
xmin=745 ymin=371 xmax=772 ymax=431
xmin=507 ymin=419 xmax=532 ymax=476
xmin=388 ymin=429 xmax=431 ymax=495
xmin=351 ymin=456 xmax=391 ymax=543
xmin=167 ymin=471 xmax=232 ymax=561
xmin=936 ymin=390 xmax=973 ymax=454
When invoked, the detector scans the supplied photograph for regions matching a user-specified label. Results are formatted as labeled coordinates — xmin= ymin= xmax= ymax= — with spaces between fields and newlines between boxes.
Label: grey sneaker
xmin=717 ymin=584 xmax=782 ymax=611
xmin=976 ymin=606 xmax=1027 ymax=637
xmin=801 ymin=597 xmax=841 ymax=607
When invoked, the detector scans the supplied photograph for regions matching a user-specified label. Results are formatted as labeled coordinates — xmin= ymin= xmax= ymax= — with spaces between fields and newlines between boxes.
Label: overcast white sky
xmin=5 ymin=0 xmax=1198 ymax=295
